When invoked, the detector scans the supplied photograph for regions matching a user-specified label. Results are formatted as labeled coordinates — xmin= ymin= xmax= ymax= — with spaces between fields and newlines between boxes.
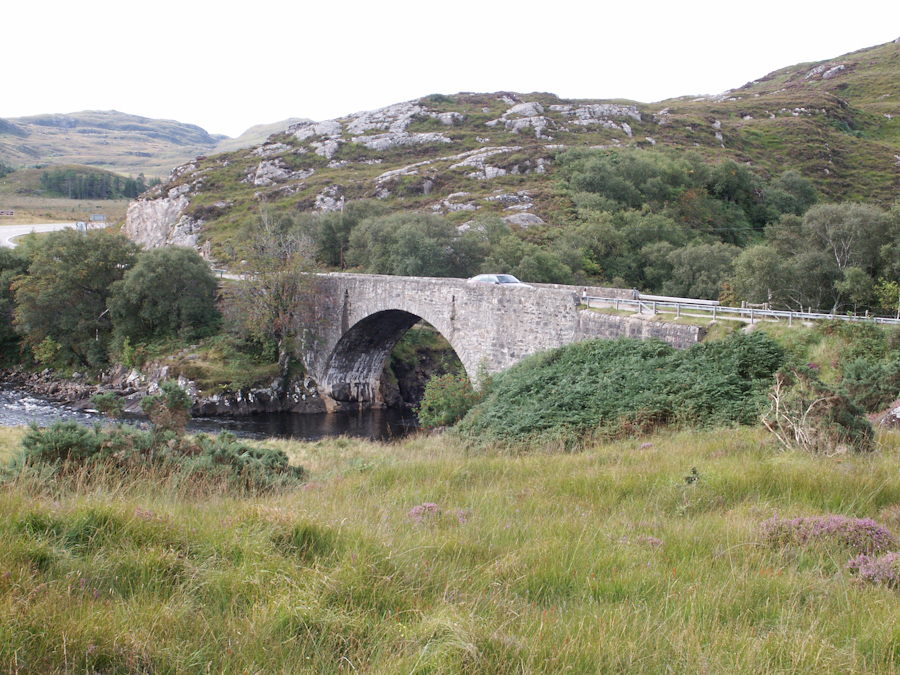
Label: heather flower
xmin=407 ymin=502 xmax=441 ymax=524
xmin=847 ymin=552 xmax=900 ymax=587
xmin=761 ymin=514 xmax=897 ymax=555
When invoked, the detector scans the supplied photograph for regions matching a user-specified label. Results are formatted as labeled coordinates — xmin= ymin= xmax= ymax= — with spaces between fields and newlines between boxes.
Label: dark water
xmin=0 ymin=385 xmax=418 ymax=442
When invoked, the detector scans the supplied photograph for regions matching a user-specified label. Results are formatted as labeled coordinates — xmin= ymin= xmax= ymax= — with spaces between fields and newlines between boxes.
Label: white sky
xmin=5 ymin=0 xmax=900 ymax=138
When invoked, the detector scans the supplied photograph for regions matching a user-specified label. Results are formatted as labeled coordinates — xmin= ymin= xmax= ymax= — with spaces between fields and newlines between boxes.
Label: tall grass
xmin=3 ymin=426 xmax=900 ymax=673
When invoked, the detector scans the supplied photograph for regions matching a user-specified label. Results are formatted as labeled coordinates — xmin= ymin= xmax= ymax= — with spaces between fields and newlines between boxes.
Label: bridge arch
xmin=305 ymin=274 xmax=703 ymax=411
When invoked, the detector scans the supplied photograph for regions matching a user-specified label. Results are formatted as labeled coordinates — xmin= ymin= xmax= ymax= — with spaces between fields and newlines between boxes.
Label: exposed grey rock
xmin=351 ymin=131 xmax=452 ymax=151
xmin=311 ymin=139 xmax=341 ymax=159
xmin=251 ymin=142 xmax=291 ymax=157
xmin=292 ymin=119 xmax=343 ymax=140
xmin=244 ymin=159 xmax=315 ymax=187
xmin=432 ymin=111 xmax=464 ymax=125
xmin=486 ymin=101 xmax=553 ymax=139
xmin=550 ymin=103 xmax=642 ymax=122
xmin=125 ymin=193 xmax=202 ymax=250
xmin=316 ymin=186 xmax=344 ymax=212
xmin=503 ymin=213 xmax=545 ymax=228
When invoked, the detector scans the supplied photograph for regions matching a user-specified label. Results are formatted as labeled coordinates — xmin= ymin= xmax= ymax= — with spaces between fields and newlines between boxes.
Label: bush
xmin=455 ymin=331 xmax=784 ymax=445
xmin=140 ymin=381 xmax=193 ymax=435
xmin=183 ymin=431 xmax=306 ymax=491
xmin=840 ymin=357 xmax=900 ymax=412
xmin=761 ymin=514 xmax=897 ymax=555
xmin=762 ymin=366 xmax=874 ymax=454
xmin=14 ymin=422 xmax=305 ymax=492
xmin=416 ymin=373 xmax=483 ymax=428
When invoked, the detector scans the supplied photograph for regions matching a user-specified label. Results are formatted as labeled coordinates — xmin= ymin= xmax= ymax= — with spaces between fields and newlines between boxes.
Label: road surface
xmin=0 ymin=222 xmax=76 ymax=248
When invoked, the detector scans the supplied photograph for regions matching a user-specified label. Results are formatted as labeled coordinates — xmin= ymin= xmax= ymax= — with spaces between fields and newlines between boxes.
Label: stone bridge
xmin=304 ymin=274 xmax=704 ymax=411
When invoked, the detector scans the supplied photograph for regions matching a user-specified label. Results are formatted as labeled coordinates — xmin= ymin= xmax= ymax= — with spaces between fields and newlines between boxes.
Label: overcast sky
xmin=6 ymin=1 xmax=900 ymax=138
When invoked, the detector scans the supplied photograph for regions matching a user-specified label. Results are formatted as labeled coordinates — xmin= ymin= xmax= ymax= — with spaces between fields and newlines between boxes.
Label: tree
xmin=661 ymin=242 xmax=740 ymax=300
xmin=13 ymin=229 xmax=139 ymax=367
xmin=226 ymin=213 xmax=323 ymax=381
xmin=109 ymin=246 xmax=221 ymax=349
xmin=346 ymin=212 xmax=462 ymax=277
xmin=0 ymin=247 xmax=29 ymax=360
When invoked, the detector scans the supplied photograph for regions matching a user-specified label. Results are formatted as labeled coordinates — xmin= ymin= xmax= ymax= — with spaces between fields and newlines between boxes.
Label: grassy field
xmin=0 ymin=194 xmax=129 ymax=226
xmin=3 ymin=425 xmax=900 ymax=673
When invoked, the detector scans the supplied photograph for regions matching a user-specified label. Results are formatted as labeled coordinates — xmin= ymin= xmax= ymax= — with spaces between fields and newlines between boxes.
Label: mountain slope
xmin=0 ymin=110 xmax=306 ymax=178
xmin=123 ymin=39 xmax=900 ymax=258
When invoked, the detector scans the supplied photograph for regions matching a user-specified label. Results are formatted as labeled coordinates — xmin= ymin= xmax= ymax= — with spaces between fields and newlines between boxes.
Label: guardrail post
xmin=750 ymin=308 xmax=754 ymax=325
xmin=615 ymin=299 xmax=619 ymax=311
xmin=676 ymin=303 xmax=681 ymax=318
xmin=789 ymin=312 xmax=793 ymax=326
xmin=713 ymin=306 xmax=717 ymax=321
xmin=652 ymin=301 xmax=657 ymax=315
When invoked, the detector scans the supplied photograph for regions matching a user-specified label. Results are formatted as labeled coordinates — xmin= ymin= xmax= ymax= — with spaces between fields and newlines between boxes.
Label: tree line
xmin=39 ymin=169 xmax=161 ymax=199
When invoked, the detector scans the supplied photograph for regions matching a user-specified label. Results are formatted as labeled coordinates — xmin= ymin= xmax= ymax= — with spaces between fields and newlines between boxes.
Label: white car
xmin=467 ymin=274 xmax=532 ymax=288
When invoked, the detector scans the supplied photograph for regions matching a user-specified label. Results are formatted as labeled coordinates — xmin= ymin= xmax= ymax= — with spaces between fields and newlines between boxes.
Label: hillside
xmin=0 ymin=110 xmax=306 ymax=178
xmin=124 ymin=39 xmax=900 ymax=259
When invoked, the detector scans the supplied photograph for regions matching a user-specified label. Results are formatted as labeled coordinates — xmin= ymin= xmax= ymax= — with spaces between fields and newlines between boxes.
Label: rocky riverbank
xmin=0 ymin=365 xmax=328 ymax=417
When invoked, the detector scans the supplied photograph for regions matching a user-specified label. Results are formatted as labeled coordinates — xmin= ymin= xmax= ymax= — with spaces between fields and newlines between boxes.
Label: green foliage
xmin=182 ymin=431 xmax=307 ymax=489
xmin=347 ymin=212 xmax=464 ymax=277
xmin=456 ymin=331 xmax=785 ymax=445
xmin=139 ymin=381 xmax=193 ymax=435
xmin=16 ymin=420 xmax=304 ymax=492
xmin=90 ymin=392 xmax=125 ymax=419
xmin=38 ymin=167 xmax=145 ymax=199
xmin=0 ymin=246 xmax=27 ymax=361
xmin=108 ymin=246 xmax=220 ymax=349
xmin=21 ymin=421 xmax=105 ymax=465
xmin=762 ymin=366 xmax=874 ymax=454
xmin=840 ymin=357 xmax=900 ymax=411
xmin=224 ymin=212 xmax=323 ymax=379
xmin=416 ymin=373 xmax=484 ymax=428
xmin=12 ymin=229 xmax=139 ymax=368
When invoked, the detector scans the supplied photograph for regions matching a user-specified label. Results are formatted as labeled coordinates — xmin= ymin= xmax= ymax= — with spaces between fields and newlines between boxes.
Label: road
xmin=0 ymin=222 xmax=76 ymax=248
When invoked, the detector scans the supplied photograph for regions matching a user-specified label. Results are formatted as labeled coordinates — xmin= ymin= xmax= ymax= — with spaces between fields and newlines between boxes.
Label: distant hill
xmin=0 ymin=110 xmax=308 ymax=178
xmin=124 ymin=38 xmax=900 ymax=258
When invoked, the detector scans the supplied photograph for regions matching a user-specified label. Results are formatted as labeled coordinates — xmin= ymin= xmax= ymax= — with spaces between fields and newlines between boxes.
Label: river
xmin=0 ymin=385 xmax=418 ymax=442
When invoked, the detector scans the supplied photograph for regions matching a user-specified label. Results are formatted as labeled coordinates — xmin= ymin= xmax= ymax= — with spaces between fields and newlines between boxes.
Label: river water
xmin=0 ymin=385 xmax=418 ymax=442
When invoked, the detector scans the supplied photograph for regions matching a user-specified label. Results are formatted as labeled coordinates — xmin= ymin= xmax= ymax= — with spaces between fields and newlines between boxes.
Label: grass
xmin=4 ymin=424 xmax=900 ymax=673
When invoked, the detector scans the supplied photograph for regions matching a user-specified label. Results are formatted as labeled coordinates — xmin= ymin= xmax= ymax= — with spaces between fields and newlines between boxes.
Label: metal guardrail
xmin=582 ymin=296 xmax=900 ymax=327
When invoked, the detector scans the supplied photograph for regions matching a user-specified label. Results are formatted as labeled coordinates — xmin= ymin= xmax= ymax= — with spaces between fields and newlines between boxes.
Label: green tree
xmin=660 ymin=242 xmax=740 ymax=300
xmin=13 ymin=229 xmax=139 ymax=367
xmin=109 ymin=246 xmax=221 ymax=349
xmin=226 ymin=213 xmax=323 ymax=380
xmin=347 ymin=213 xmax=462 ymax=277
xmin=0 ymin=247 xmax=29 ymax=360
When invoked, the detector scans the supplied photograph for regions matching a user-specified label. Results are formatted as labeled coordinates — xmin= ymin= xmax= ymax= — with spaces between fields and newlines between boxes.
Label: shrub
xmin=761 ymin=514 xmax=897 ymax=555
xmin=840 ymin=357 xmax=900 ymax=412
xmin=90 ymin=391 xmax=124 ymax=419
xmin=140 ymin=382 xmax=193 ymax=435
xmin=14 ymin=423 xmax=304 ymax=492
xmin=21 ymin=420 xmax=103 ymax=465
xmin=455 ymin=331 xmax=784 ymax=445
xmin=847 ymin=552 xmax=900 ymax=587
xmin=762 ymin=366 xmax=874 ymax=454
xmin=183 ymin=432 xmax=306 ymax=491
xmin=416 ymin=373 xmax=483 ymax=428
